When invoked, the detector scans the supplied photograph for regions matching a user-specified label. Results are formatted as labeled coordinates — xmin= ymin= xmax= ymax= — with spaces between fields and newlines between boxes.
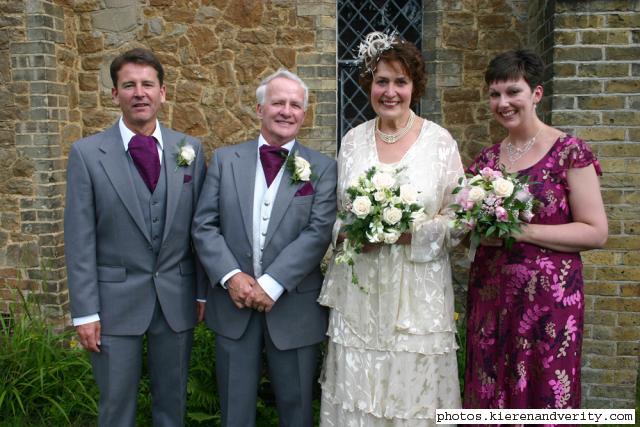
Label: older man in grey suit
xmin=64 ymin=48 xmax=206 ymax=426
xmin=192 ymin=69 xmax=337 ymax=426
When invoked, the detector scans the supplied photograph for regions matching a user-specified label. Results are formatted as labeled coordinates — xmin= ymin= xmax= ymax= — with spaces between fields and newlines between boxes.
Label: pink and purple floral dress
xmin=463 ymin=135 xmax=602 ymax=411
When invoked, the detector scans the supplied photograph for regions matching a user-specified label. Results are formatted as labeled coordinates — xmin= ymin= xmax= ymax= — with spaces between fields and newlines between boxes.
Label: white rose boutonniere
xmin=175 ymin=139 xmax=196 ymax=168
xmin=285 ymin=152 xmax=314 ymax=184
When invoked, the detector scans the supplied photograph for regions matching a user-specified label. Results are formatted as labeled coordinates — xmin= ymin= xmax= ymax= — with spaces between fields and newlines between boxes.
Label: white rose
xmin=180 ymin=145 xmax=196 ymax=164
xmin=294 ymin=156 xmax=311 ymax=181
xmin=373 ymin=190 xmax=386 ymax=202
xmin=493 ymin=177 xmax=515 ymax=198
xmin=383 ymin=230 xmax=401 ymax=244
xmin=399 ymin=184 xmax=418 ymax=204
xmin=382 ymin=206 xmax=403 ymax=225
xmin=371 ymin=171 xmax=395 ymax=190
xmin=468 ymin=186 xmax=486 ymax=203
xmin=351 ymin=196 xmax=372 ymax=218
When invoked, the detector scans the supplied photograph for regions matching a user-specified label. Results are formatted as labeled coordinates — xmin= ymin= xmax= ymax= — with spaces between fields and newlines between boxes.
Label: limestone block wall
xmin=549 ymin=0 xmax=640 ymax=409
xmin=422 ymin=0 xmax=529 ymax=165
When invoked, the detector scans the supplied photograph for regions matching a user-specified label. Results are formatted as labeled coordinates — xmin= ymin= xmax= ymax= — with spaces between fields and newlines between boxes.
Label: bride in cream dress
xmin=319 ymin=32 xmax=464 ymax=426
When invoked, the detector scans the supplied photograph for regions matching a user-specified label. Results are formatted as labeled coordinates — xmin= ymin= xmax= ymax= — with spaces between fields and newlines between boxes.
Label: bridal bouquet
xmin=335 ymin=165 xmax=425 ymax=286
xmin=451 ymin=166 xmax=536 ymax=257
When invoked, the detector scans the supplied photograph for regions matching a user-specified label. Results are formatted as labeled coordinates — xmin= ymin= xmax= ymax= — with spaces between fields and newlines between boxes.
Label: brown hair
xmin=358 ymin=38 xmax=427 ymax=106
xmin=110 ymin=48 xmax=165 ymax=88
xmin=484 ymin=49 xmax=545 ymax=89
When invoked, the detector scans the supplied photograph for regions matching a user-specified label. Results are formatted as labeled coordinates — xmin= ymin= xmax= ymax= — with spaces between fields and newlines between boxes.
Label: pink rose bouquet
xmin=451 ymin=167 xmax=537 ymax=257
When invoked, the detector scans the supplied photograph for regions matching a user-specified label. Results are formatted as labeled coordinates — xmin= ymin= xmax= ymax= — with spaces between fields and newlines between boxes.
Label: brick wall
xmin=549 ymin=0 xmax=640 ymax=409
xmin=0 ymin=0 xmax=76 ymax=327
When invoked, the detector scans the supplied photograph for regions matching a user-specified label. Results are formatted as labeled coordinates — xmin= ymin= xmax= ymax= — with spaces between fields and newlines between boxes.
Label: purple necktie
xmin=129 ymin=134 xmax=160 ymax=192
xmin=259 ymin=144 xmax=289 ymax=187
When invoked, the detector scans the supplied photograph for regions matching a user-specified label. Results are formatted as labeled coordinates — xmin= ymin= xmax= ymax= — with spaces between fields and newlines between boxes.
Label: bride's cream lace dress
xmin=319 ymin=118 xmax=464 ymax=426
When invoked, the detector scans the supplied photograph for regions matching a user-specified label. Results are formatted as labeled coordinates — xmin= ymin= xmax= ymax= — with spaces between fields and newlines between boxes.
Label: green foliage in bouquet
xmin=451 ymin=166 xmax=537 ymax=251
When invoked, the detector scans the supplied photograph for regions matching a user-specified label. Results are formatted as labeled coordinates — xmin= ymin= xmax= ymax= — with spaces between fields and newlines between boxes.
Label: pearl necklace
xmin=375 ymin=111 xmax=416 ymax=144
xmin=505 ymin=127 xmax=542 ymax=163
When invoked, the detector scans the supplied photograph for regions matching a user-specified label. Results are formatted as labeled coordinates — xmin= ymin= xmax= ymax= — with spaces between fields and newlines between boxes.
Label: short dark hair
xmin=358 ymin=38 xmax=427 ymax=106
xmin=484 ymin=49 xmax=545 ymax=89
xmin=110 ymin=48 xmax=164 ymax=88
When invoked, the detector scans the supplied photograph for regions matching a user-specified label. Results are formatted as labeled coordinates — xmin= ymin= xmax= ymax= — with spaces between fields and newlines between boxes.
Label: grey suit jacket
xmin=64 ymin=122 xmax=207 ymax=335
xmin=192 ymin=139 xmax=337 ymax=350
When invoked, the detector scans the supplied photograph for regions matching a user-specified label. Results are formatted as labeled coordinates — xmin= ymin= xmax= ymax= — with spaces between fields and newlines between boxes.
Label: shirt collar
xmin=258 ymin=134 xmax=295 ymax=152
xmin=119 ymin=117 xmax=164 ymax=151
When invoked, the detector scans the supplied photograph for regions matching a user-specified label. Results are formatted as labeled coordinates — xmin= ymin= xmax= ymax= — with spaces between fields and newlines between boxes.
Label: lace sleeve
xmin=408 ymin=131 xmax=465 ymax=262
xmin=331 ymin=128 xmax=355 ymax=248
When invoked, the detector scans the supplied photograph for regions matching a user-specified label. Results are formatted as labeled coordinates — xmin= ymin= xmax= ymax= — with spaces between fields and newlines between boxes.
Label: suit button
xmin=153 ymin=217 xmax=159 ymax=223
xmin=264 ymin=201 xmax=270 ymax=206
xmin=262 ymin=216 xmax=269 ymax=221
xmin=261 ymin=231 xmax=267 ymax=236
xmin=154 ymin=272 xmax=158 ymax=277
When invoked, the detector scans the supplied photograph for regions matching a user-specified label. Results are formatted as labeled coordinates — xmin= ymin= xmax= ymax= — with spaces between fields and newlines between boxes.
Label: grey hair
xmin=256 ymin=68 xmax=309 ymax=111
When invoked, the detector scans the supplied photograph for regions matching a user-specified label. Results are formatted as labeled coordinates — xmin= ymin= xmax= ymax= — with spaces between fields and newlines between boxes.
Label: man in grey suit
xmin=192 ymin=69 xmax=337 ymax=426
xmin=64 ymin=48 xmax=206 ymax=426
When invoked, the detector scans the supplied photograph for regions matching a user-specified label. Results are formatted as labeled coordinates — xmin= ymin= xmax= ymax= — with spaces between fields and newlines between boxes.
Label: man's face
xmin=112 ymin=63 xmax=166 ymax=135
xmin=256 ymin=77 xmax=306 ymax=147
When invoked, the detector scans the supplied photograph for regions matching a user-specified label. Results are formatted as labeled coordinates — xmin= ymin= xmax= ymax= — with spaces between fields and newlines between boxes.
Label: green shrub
xmin=0 ymin=298 xmax=97 ymax=426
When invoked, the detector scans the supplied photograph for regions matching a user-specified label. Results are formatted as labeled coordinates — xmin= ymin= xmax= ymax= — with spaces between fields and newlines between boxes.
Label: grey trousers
xmin=215 ymin=311 xmax=319 ymax=427
xmin=91 ymin=300 xmax=193 ymax=427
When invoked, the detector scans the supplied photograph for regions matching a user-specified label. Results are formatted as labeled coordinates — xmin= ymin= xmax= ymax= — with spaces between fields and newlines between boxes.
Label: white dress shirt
xmin=72 ymin=118 xmax=164 ymax=327
xmin=220 ymin=135 xmax=295 ymax=303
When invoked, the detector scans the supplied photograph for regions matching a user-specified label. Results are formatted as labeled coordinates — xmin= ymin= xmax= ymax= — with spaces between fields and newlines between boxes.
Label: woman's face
xmin=488 ymin=77 xmax=543 ymax=131
xmin=370 ymin=60 xmax=414 ymax=122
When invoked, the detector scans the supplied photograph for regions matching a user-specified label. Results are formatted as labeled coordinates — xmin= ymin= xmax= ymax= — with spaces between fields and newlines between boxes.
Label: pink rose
xmin=480 ymin=167 xmax=495 ymax=179
xmin=496 ymin=206 xmax=509 ymax=222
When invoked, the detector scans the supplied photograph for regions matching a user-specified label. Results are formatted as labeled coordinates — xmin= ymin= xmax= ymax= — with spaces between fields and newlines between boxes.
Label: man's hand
xmin=76 ymin=321 xmax=101 ymax=352
xmin=196 ymin=301 xmax=206 ymax=322
xmin=245 ymin=285 xmax=275 ymax=313
xmin=227 ymin=272 xmax=257 ymax=309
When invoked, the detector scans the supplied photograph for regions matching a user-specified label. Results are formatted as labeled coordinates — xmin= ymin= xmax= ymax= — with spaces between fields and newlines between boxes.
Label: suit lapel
xmin=99 ymin=123 xmax=151 ymax=244
xmin=161 ymin=127 xmax=184 ymax=244
xmin=263 ymin=142 xmax=302 ymax=249
xmin=231 ymin=140 xmax=258 ymax=244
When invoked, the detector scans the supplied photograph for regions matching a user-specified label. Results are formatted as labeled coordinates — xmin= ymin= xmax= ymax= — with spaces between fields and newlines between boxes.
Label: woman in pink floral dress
xmin=463 ymin=50 xmax=608 ymax=410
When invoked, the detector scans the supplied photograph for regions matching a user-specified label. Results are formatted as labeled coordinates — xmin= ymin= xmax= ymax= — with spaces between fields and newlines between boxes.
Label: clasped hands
xmin=227 ymin=272 xmax=274 ymax=313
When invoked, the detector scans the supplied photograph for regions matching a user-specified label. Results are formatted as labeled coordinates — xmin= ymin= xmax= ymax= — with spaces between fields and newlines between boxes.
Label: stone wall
xmin=0 ymin=0 xmax=76 ymax=327
xmin=549 ymin=0 xmax=640 ymax=409
xmin=423 ymin=0 xmax=529 ymax=165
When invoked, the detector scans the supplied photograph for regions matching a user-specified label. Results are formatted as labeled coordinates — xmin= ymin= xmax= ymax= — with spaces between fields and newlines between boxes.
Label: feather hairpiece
xmin=356 ymin=31 xmax=400 ymax=76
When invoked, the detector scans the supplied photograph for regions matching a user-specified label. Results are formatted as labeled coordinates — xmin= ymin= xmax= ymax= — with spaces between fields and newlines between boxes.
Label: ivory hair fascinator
xmin=356 ymin=31 xmax=400 ymax=76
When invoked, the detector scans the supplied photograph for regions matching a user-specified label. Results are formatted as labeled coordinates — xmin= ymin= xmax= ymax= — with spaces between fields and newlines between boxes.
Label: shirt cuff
xmin=196 ymin=299 xmax=206 ymax=303
xmin=257 ymin=274 xmax=284 ymax=302
xmin=73 ymin=313 xmax=100 ymax=326
xmin=220 ymin=269 xmax=241 ymax=289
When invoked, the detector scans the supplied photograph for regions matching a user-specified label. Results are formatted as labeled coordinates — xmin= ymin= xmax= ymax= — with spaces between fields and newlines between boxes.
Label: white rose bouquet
xmin=336 ymin=165 xmax=425 ymax=286
xmin=451 ymin=166 xmax=537 ymax=258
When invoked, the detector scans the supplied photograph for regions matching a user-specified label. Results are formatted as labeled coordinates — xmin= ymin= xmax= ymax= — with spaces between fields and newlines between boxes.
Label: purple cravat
xmin=259 ymin=144 xmax=289 ymax=187
xmin=129 ymin=134 xmax=160 ymax=192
